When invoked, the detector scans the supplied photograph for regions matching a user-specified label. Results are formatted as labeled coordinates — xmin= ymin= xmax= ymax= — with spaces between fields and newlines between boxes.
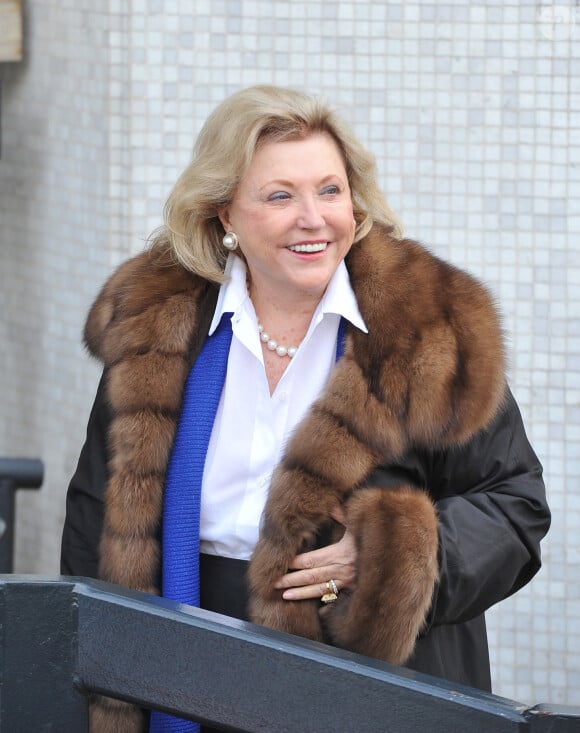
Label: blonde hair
xmin=155 ymin=85 xmax=402 ymax=282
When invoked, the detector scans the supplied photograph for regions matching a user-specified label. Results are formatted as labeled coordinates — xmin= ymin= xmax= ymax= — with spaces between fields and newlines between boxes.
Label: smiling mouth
xmin=288 ymin=242 xmax=329 ymax=253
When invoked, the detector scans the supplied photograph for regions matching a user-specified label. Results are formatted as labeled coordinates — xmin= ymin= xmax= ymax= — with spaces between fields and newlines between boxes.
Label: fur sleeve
xmin=321 ymin=486 xmax=439 ymax=664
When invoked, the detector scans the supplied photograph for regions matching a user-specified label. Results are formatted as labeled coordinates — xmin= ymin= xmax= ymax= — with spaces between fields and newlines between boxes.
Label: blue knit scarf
xmin=150 ymin=316 xmax=346 ymax=732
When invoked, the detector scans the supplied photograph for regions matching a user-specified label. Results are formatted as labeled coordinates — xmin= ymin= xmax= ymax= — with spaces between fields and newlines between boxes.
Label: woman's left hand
xmin=273 ymin=507 xmax=357 ymax=601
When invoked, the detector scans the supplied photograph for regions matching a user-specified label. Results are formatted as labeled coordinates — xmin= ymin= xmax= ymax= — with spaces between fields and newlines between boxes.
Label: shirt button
xmin=279 ymin=391 xmax=288 ymax=401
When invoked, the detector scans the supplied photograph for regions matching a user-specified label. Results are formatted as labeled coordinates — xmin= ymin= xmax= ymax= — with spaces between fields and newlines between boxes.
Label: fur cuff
xmin=321 ymin=486 xmax=439 ymax=665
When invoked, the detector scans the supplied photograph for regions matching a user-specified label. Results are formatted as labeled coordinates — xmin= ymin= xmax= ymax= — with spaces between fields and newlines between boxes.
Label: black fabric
xmin=407 ymin=616 xmax=491 ymax=691
xmin=61 ymin=382 xmax=549 ymax=694
xmin=199 ymin=553 xmax=249 ymax=621
xmin=61 ymin=373 xmax=111 ymax=579
xmin=199 ymin=555 xmax=249 ymax=733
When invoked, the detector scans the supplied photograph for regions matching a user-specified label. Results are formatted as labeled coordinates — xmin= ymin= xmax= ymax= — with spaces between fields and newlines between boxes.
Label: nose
xmin=297 ymin=196 xmax=325 ymax=229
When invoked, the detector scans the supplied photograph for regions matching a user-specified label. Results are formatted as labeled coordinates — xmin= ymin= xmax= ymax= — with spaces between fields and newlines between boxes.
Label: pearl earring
xmin=223 ymin=232 xmax=239 ymax=251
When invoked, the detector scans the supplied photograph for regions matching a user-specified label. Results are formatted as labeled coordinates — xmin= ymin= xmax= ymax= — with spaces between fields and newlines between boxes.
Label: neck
xmin=248 ymin=282 xmax=322 ymax=330
xmin=252 ymin=300 xmax=317 ymax=351
xmin=249 ymin=292 xmax=318 ymax=373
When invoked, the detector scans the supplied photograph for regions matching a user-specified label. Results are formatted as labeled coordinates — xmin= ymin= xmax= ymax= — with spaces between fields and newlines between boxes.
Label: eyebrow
xmin=257 ymin=174 xmax=345 ymax=193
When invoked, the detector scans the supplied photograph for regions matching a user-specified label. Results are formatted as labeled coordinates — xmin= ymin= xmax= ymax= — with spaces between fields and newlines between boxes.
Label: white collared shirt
xmin=200 ymin=254 xmax=368 ymax=560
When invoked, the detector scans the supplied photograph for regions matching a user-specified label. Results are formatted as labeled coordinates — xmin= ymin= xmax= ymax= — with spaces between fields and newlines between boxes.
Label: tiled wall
xmin=1 ymin=0 xmax=578 ymax=707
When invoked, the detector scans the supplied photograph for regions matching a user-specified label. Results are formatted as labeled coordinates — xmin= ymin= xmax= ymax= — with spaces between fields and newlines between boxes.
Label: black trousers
xmin=198 ymin=553 xmax=250 ymax=733
xmin=199 ymin=552 xmax=250 ymax=621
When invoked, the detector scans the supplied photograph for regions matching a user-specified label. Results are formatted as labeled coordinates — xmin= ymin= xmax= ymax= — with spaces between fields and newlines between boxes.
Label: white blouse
xmin=200 ymin=255 xmax=367 ymax=560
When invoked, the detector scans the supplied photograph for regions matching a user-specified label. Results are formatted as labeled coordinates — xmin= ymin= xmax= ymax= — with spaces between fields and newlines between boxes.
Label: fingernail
xmin=282 ymin=590 xmax=295 ymax=600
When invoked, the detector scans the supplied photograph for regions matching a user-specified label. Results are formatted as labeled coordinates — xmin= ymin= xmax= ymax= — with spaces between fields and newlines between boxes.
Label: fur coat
xmin=80 ymin=224 xmax=516 ymax=730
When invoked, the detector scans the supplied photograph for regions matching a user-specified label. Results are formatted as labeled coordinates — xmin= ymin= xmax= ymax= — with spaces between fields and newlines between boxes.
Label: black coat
xmin=62 ymin=377 xmax=548 ymax=693
xmin=61 ymin=228 xmax=550 ymax=709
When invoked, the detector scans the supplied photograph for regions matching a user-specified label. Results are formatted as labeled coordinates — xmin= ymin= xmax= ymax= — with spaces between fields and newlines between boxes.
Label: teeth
xmin=288 ymin=243 xmax=328 ymax=253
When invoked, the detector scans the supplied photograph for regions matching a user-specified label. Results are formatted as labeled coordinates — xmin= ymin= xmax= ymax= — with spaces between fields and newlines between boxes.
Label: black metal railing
xmin=0 ymin=576 xmax=579 ymax=732
xmin=0 ymin=458 xmax=43 ymax=572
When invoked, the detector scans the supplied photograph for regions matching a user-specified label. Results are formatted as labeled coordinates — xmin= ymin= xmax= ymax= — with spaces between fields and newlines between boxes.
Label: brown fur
xmin=89 ymin=696 xmax=145 ymax=733
xmin=320 ymin=487 xmax=439 ymax=663
xmin=85 ymin=225 xmax=505 ymax=731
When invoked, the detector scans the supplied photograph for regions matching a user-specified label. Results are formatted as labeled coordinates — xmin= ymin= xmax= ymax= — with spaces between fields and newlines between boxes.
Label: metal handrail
xmin=0 ymin=576 xmax=579 ymax=732
xmin=0 ymin=458 xmax=43 ymax=572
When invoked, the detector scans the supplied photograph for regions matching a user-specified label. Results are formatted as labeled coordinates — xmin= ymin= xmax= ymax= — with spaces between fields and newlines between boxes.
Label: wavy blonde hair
xmin=155 ymin=85 xmax=402 ymax=282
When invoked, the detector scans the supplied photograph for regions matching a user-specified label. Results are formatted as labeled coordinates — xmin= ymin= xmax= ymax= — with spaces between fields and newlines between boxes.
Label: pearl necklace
xmin=258 ymin=322 xmax=299 ymax=358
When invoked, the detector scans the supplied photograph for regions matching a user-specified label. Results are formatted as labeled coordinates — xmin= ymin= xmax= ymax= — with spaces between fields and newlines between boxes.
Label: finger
xmin=282 ymin=579 xmax=339 ymax=602
xmin=330 ymin=505 xmax=347 ymax=524
xmin=289 ymin=537 xmax=353 ymax=572
xmin=274 ymin=563 xmax=344 ymax=590
xmin=288 ymin=544 xmax=338 ymax=571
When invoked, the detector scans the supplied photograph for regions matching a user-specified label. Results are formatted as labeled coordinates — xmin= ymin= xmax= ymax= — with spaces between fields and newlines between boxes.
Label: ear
xmin=217 ymin=207 xmax=231 ymax=232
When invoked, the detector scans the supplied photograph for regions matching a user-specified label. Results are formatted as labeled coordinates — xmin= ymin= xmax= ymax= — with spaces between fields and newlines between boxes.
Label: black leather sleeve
xmin=60 ymin=373 xmax=111 ymax=578
xmin=427 ymin=388 xmax=550 ymax=627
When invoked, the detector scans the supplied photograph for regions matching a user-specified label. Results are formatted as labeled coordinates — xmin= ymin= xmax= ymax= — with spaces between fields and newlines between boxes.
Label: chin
xmin=290 ymin=269 xmax=337 ymax=296
xmin=292 ymin=279 xmax=332 ymax=299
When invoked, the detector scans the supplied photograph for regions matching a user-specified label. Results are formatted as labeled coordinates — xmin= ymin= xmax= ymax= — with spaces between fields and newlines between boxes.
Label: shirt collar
xmin=208 ymin=254 xmax=249 ymax=335
xmin=319 ymin=259 xmax=368 ymax=333
xmin=209 ymin=253 xmax=368 ymax=335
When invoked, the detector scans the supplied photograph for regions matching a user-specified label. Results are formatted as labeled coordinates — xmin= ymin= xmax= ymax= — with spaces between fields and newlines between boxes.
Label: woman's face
xmin=219 ymin=133 xmax=356 ymax=304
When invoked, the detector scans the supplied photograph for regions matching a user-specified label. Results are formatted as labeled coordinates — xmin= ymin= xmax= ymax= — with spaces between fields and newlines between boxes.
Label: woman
xmin=61 ymin=85 xmax=550 ymax=733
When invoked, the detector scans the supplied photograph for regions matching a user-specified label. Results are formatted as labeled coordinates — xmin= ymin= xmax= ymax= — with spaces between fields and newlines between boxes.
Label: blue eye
xmin=322 ymin=185 xmax=339 ymax=195
xmin=268 ymin=191 xmax=290 ymax=201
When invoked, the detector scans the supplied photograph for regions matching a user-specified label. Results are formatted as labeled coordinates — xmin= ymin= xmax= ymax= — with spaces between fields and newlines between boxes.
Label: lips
xmin=287 ymin=242 xmax=329 ymax=253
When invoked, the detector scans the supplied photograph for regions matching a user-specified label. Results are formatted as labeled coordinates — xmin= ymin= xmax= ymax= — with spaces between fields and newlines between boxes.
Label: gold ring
xmin=321 ymin=579 xmax=339 ymax=604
